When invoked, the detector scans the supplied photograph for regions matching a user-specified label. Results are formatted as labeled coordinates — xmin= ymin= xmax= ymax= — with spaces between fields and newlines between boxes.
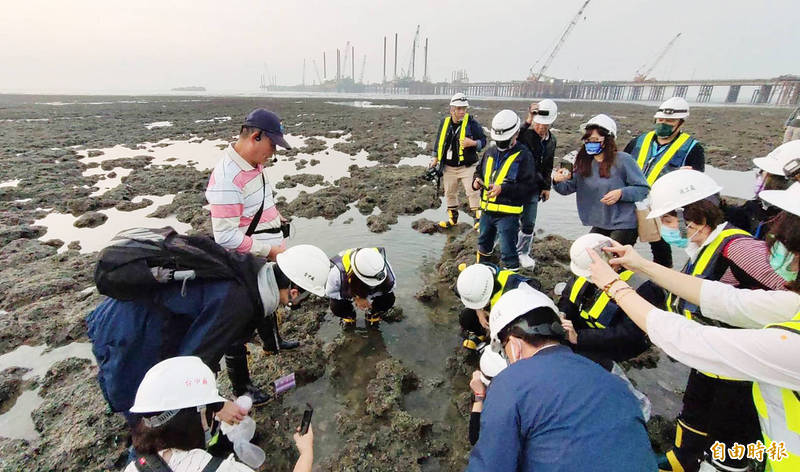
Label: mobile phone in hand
xmin=300 ymin=403 xmax=313 ymax=434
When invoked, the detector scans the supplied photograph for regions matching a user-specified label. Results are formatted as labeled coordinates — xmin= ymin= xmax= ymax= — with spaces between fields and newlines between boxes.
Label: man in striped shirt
xmin=206 ymin=108 xmax=291 ymax=260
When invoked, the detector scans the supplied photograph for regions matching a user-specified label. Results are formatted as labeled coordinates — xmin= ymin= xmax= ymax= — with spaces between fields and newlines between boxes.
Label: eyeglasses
xmin=530 ymin=109 xmax=550 ymax=116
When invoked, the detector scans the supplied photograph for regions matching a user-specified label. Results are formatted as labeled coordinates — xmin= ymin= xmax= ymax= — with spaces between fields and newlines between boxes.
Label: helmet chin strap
xmin=676 ymin=208 xmax=688 ymax=239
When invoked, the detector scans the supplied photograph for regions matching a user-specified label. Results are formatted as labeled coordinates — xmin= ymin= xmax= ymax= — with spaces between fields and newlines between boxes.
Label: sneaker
xmin=519 ymin=254 xmax=536 ymax=269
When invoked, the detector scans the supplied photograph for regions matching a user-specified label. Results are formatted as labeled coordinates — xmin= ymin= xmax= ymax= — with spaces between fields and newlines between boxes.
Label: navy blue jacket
xmin=474 ymin=142 xmax=537 ymax=210
xmin=467 ymin=345 xmax=656 ymax=472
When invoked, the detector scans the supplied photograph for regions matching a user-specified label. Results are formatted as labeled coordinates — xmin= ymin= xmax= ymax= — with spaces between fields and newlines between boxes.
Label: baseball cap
xmin=243 ymin=108 xmax=291 ymax=149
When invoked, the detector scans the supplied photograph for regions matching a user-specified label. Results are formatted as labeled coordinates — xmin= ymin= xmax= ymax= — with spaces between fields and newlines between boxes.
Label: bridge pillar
xmin=673 ymin=85 xmax=688 ymax=98
xmin=697 ymin=85 xmax=713 ymax=103
xmin=725 ymin=85 xmax=741 ymax=103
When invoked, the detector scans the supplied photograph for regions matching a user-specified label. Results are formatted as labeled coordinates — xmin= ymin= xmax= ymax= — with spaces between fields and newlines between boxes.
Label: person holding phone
xmin=553 ymin=114 xmax=649 ymax=246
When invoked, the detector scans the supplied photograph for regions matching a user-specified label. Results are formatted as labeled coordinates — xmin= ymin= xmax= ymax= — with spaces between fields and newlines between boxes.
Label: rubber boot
xmin=340 ymin=317 xmax=356 ymax=329
xmin=657 ymin=419 xmax=709 ymax=472
xmin=462 ymin=334 xmax=487 ymax=351
xmin=277 ymin=335 xmax=300 ymax=350
xmin=225 ymin=352 xmax=271 ymax=406
xmin=472 ymin=208 xmax=481 ymax=231
xmin=365 ymin=311 xmax=382 ymax=328
xmin=476 ymin=250 xmax=491 ymax=264
xmin=438 ymin=207 xmax=458 ymax=228
xmin=516 ymin=231 xmax=536 ymax=269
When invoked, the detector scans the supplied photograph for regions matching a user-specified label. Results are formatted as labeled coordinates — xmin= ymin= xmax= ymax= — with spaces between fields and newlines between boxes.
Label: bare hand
xmin=552 ymin=168 xmax=571 ymax=183
xmin=600 ymin=189 xmax=622 ymax=206
xmin=487 ymin=184 xmax=502 ymax=199
xmin=469 ymin=370 xmax=487 ymax=397
xmin=354 ymin=296 xmax=371 ymax=311
xmin=540 ymin=190 xmax=550 ymax=202
xmin=293 ymin=424 xmax=314 ymax=457
xmin=476 ymin=309 xmax=489 ymax=330
xmin=586 ymin=248 xmax=620 ymax=289
xmin=561 ymin=319 xmax=578 ymax=345
xmin=267 ymin=241 xmax=287 ymax=261
xmin=473 ymin=178 xmax=485 ymax=191
xmin=460 ymin=137 xmax=478 ymax=148
xmin=604 ymin=242 xmax=647 ymax=272
xmin=215 ymin=400 xmax=246 ymax=425
xmin=429 ymin=158 xmax=438 ymax=168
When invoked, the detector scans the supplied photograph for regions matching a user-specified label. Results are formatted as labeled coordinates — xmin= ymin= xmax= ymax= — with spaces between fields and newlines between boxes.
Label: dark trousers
xmin=478 ymin=212 xmax=520 ymax=269
xmin=329 ymin=292 xmax=396 ymax=318
xmin=459 ymin=308 xmax=486 ymax=336
xmin=650 ymin=237 xmax=674 ymax=268
xmin=590 ymin=227 xmax=638 ymax=246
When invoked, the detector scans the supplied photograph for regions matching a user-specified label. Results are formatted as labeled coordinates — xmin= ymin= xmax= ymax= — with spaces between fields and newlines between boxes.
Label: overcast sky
xmin=1 ymin=0 xmax=797 ymax=93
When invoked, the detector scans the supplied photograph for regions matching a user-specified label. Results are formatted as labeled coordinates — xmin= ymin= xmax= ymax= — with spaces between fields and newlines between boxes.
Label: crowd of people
xmin=84 ymin=97 xmax=800 ymax=471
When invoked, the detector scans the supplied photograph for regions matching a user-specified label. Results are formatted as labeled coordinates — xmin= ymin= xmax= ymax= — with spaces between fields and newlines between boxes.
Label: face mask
xmin=770 ymin=241 xmax=798 ymax=282
xmin=496 ymin=139 xmax=512 ymax=151
xmin=584 ymin=141 xmax=603 ymax=155
xmin=661 ymin=225 xmax=701 ymax=249
xmin=654 ymin=123 xmax=675 ymax=137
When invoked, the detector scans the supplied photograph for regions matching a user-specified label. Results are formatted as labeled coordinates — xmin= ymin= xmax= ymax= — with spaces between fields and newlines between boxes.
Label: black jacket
xmin=624 ymin=134 xmax=705 ymax=172
xmin=473 ymin=142 xmax=537 ymax=210
xmin=518 ymin=122 xmax=556 ymax=191
xmin=432 ymin=115 xmax=487 ymax=167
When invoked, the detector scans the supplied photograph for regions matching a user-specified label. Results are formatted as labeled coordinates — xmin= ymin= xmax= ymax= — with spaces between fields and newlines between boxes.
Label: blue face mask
xmin=660 ymin=226 xmax=688 ymax=248
xmin=770 ymin=241 xmax=798 ymax=282
xmin=584 ymin=142 xmax=603 ymax=155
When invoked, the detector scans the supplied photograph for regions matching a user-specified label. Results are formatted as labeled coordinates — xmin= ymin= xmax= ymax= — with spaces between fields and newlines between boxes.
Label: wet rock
xmin=381 ymin=306 xmax=404 ymax=323
xmin=86 ymin=150 xmax=104 ymax=157
xmin=411 ymin=218 xmax=439 ymax=234
xmin=414 ymin=284 xmax=438 ymax=302
xmin=99 ymin=155 xmax=153 ymax=171
xmin=295 ymin=159 xmax=308 ymax=170
xmin=646 ymin=414 xmax=676 ymax=454
xmin=67 ymin=241 xmax=81 ymax=251
xmin=365 ymin=359 xmax=418 ymax=417
xmin=115 ymin=198 xmax=153 ymax=212
xmin=366 ymin=213 xmax=397 ymax=233
xmin=43 ymin=239 xmax=64 ymax=249
xmin=73 ymin=211 xmax=107 ymax=228
xmin=309 ymin=159 xmax=320 ymax=166
xmin=0 ymin=225 xmax=45 ymax=247
xmin=0 ymin=367 xmax=28 ymax=414
xmin=274 ymin=173 xmax=324 ymax=189
xmin=106 ymin=171 xmax=116 ymax=178
xmin=0 ymin=239 xmax=57 ymax=266
xmin=621 ymin=346 xmax=660 ymax=370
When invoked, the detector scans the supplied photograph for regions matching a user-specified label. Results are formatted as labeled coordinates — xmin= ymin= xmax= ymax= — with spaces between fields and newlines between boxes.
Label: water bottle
xmin=220 ymin=396 xmax=265 ymax=468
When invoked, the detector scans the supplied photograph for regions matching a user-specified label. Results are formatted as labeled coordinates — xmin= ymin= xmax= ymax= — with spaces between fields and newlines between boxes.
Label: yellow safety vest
xmin=436 ymin=113 xmax=470 ymax=163
xmin=333 ymin=247 xmax=394 ymax=299
xmin=568 ymin=270 xmax=636 ymax=329
xmin=636 ymin=131 xmax=692 ymax=185
xmin=480 ymin=151 xmax=523 ymax=214
xmin=667 ymin=227 xmax=751 ymax=379
xmin=488 ymin=269 xmax=516 ymax=308
xmin=751 ymin=312 xmax=800 ymax=471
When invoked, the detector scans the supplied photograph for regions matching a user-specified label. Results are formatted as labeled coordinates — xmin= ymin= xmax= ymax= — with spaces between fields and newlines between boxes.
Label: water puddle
xmin=0 ymin=342 xmax=95 ymax=441
xmin=144 ymin=121 xmax=173 ymax=130
xmin=325 ymin=101 xmax=408 ymax=109
xmin=0 ymin=179 xmax=21 ymax=188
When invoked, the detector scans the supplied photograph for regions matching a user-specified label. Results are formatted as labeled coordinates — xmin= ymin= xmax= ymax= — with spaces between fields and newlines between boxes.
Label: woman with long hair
xmin=553 ymin=114 xmax=649 ymax=245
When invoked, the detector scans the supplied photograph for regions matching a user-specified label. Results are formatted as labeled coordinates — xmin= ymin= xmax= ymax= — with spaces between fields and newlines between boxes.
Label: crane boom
xmin=635 ymin=32 xmax=682 ymax=81
xmin=532 ymin=0 xmax=591 ymax=81
xmin=407 ymin=25 xmax=420 ymax=79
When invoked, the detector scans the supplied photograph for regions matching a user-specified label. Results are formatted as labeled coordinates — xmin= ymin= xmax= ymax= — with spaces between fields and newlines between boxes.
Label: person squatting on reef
xmin=466 ymin=288 xmax=657 ymax=472
xmin=205 ymin=108 xmax=292 ymax=261
xmin=645 ymin=169 xmax=787 ymax=472
xmin=553 ymin=114 xmax=649 ymax=246
xmin=429 ymin=93 xmax=487 ymax=229
xmin=327 ymin=247 xmax=396 ymax=328
xmin=88 ymin=243 xmax=331 ymax=414
xmin=624 ymin=97 xmax=705 ymax=268
xmin=473 ymin=109 xmax=537 ymax=271
xmin=723 ymin=140 xmax=798 ymax=239
xmin=557 ymin=233 xmax=662 ymax=370
xmin=456 ymin=262 xmax=541 ymax=351
xmin=515 ymin=99 xmax=558 ymax=269
xmin=125 ymin=356 xmax=314 ymax=472
xmin=584 ymin=181 xmax=800 ymax=472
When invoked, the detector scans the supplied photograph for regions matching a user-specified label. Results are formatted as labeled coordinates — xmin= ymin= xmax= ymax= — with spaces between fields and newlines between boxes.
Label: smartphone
xmin=593 ymin=241 xmax=612 ymax=263
xmin=300 ymin=403 xmax=313 ymax=434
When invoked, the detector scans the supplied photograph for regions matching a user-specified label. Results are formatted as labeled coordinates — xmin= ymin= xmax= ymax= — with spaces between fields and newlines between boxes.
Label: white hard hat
xmin=753 ymin=140 xmax=800 ymax=176
xmin=489 ymin=287 xmax=560 ymax=352
xmin=130 ymin=356 xmax=226 ymax=414
xmin=478 ymin=348 xmax=508 ymax=386
xmin=569 ymin=233 xmax=615 ymax=278
xmin=647 ymin=169 xmax=723 ymax=219
xmin=760 ymin=182 xmax=800 ymax=217
xmin=450 ymin=93 xmax=469 ymax=107
xmin=654 ymin=97 xmax=690 ymax=120
xmin=456 ymin=264 xmax=495 ymax=309
xmin=351 ymin=248 xmax=387 ymax=287
xmin=581 ymin=114 xmax=617 ymax=137
xmin=533 ymin=99 xmax=558 ymax=125
xmin=491 ymin=109 xmax=521 ymax=141
xmin=275 ymin=244 xmax=331 ymax=296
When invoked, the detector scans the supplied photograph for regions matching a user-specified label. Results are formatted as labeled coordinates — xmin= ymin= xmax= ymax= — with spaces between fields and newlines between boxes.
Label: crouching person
xmin=327 ymin=247 xmax=396 ymax=328
xmin=466 ymin=288 xmax=656 ymax=471
xmin=126 ymin=356 xmax=314 ymax=472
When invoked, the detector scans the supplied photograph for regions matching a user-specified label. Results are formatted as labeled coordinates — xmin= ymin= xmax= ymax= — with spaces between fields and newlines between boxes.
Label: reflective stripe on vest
xmin=636 ymin=131 xmax=692 ymax=185
xmin=568 ymin=270 xmax=635 ymax=329
xmin=666 ymin=227 xmax=750 ymax=379
xmin=751 ymin=312 xmax=800 ymax=471
xmin=489 ymin=269 xmax=515 ymax=308
xmin=436 ymin=114 xmax=470 ymax=162
xmin=480 ymin=151 xmax=523 ymax=214
xmin=332 ymin=247 xmax=394 ymax=299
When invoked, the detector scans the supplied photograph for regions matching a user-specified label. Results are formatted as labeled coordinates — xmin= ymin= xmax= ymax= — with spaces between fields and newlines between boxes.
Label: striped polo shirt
xmin=205 ymin=144 xmax=282 ymax=256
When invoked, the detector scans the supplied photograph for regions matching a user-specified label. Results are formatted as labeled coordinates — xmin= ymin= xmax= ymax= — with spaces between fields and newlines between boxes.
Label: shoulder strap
xmin=245 ymin=173 xmax=266 ymax=237
xmin=133 ymin=453 xmax=173 ymax=472
xmin=200 ymin=455 xmax=225 ymax=472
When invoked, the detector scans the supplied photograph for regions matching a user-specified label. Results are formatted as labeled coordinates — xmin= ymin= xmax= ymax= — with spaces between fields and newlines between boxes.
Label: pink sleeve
xmin=722 ymin=238 xmax=787 ymax=290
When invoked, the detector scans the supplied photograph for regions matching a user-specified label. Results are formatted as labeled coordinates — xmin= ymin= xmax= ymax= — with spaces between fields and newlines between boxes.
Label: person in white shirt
xmin=583 ymin=182 xmax=800 ymax=472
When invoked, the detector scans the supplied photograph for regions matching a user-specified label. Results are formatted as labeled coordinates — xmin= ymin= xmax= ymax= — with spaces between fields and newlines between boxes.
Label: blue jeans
xmin=519 ymin=196 xmax=539 ymax=235
xmin=478 ymin=212 xmax=520 ymax=269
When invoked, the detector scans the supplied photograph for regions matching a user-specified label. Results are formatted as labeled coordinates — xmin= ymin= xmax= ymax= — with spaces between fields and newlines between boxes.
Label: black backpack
xmin=94 ymin=227 xmax=263 ymax=302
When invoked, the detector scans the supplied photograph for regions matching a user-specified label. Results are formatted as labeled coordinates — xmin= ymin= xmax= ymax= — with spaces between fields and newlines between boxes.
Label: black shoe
xmin=233 ymin=383 xmax=271 ymax=406
xmin=278 ymin=339 xmax=300 ymax=350
xmin=225 ymin=352 xmax=271 ymax=406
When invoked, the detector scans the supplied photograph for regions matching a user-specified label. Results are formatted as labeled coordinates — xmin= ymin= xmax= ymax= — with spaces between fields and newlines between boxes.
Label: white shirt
xmin=123 ymin=449 xmax=253 ymax=472
xmin=646 ymin=282 xmax=800 ymax=391
xmin=700 ymin=279 xmax=800 ymax=328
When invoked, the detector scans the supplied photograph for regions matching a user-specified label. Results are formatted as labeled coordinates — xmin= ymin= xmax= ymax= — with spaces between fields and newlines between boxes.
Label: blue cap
xmin=243 ymin=108 xmax=291 ymax=149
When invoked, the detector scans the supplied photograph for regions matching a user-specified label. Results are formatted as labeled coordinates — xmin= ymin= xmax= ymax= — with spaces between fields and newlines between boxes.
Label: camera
xmin=423 ymin=166 xmax=442 ymax=182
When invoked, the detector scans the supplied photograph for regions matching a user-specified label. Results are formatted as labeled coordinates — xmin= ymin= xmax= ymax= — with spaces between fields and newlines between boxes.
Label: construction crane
xmin=359 ymin=55 xmax=367 ymax=84
xmin=634 ymin=32 xmax=682 ymax=82
xmin=528 ymin=0 xmax=592 ymax=82
xmin=342 ymin=41 xmax=351 ymax=79
xmin=406 ymin=25 xmax=420 ymax=80
xmin=312 ymin=60 xmax=323 ymax=85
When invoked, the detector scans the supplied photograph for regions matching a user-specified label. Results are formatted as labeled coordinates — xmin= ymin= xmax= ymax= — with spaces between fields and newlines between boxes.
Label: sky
xmin=0 ymin=0 xmax=798 ymax=93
